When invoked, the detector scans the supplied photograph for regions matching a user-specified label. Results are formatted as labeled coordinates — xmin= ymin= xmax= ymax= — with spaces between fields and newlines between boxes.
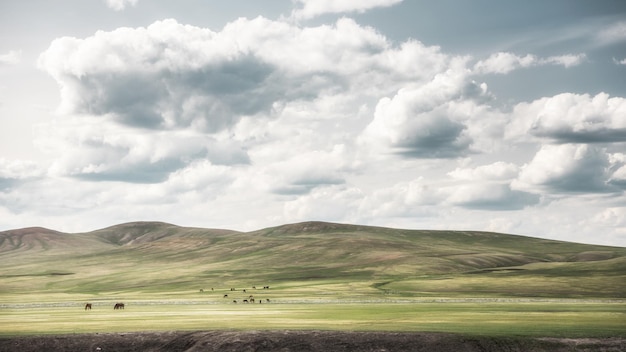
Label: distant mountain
xmin=1 ymin=221 xmax=625 ymax=298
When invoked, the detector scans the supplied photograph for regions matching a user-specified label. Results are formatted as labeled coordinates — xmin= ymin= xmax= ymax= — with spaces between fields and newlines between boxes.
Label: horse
xmin=114 ymin=303 xmax=125 ymax=310
xmin=85 ymin=303 xmax=92 ymax=310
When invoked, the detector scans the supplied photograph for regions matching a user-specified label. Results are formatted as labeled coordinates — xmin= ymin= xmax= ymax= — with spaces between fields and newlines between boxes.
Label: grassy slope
xmin=1 ymin=221 xmax=624 ymax=299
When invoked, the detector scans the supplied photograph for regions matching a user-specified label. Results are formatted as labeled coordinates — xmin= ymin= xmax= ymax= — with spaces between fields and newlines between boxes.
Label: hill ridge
xmin=1 ymin=220 xmax=625 ymax=299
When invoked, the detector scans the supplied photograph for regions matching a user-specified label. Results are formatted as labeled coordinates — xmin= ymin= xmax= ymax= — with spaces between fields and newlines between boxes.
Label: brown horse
xmin=84 ymin=303 xmax=92 ymax=310
xmin=114 ymin=303 xmax=125 ymax=310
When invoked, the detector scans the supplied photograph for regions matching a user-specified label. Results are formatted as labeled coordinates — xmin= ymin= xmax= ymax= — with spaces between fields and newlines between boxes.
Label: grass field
xmin=1 ymin=221 xmax=625 ymax=338
xmin=2 ymin=300 xmax=625 ymax=338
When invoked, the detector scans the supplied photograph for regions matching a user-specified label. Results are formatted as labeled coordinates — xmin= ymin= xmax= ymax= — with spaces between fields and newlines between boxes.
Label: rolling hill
xmin=1 ymin=221 xmax=625 ymax=299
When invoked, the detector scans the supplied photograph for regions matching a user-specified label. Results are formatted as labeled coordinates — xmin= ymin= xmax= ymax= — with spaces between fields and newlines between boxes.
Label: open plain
xmin=1 ymin=221 xmax=625 ymax=351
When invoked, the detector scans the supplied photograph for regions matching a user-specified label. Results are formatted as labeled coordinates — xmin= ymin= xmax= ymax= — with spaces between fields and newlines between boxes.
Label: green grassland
xmin=1 ymin=221 xmax=625 ymax=337
xmin=2 ymin=301 xmax=625 ymax=338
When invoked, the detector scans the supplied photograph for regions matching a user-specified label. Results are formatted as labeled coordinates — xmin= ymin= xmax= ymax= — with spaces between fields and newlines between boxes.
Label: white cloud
xmin=542 ymin=53 xmax=587 ymax=68
xmin=0 ymin=158 xmax=45 ymax=192
xmin=0 ymin=50 xmax=21 ymax=65
xmin=597 ymin=20 xmax=626 ymax=45
xmin=473 ymin=52 xmax=586 ymax=74
xmin=514 ymin=144 xmax=617 ymax=194
xmin=364 ymin=94 xmax=473 ymax=158
xmin=104 ymin=0 xmax=138 ymax=11
xmin=448 ymin=162 xmax=519 ymax=181
xmin=447 ymin=183 xmax=539 ymax=211
xmin=283 ymin=185 xmax=363 ymax=223
xmin=508 ymin=93 xmax=626 ymax=143
xmin=360 ymin=58 xmax=501 ymax=159
xmin=613 ymin=57 xmax=626 ymax=65
xmin=37 ymin=17 xmax=476 ymax=183
xmin=268 ymin=147 xmax=349 ymax=195
xmin=35 ymin=117 xmax=248 ymax=183
xmin=473 ymin=52 xmax=536 ymax=74
xmin=37 ymin=18 xmax=401 ymax=132
xmin=290 ymin=0 xmax=403 ymax=20
xmin=0 ymin=158 xmax=44 ymax=180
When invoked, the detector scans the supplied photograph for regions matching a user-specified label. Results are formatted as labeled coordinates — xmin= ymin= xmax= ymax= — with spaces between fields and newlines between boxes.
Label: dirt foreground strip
xmin=1 ymin=330 xmax=625 ymax=352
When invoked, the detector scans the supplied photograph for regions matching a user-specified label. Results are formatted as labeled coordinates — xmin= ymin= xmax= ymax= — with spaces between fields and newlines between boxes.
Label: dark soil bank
xmin=1 ymin=331 xmax=624 ymax=352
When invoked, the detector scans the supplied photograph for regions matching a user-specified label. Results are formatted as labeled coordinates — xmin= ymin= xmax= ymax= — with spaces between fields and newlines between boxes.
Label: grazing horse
xmin=114 ymin=303 xmax=125 ymax=310
xmin=85 ymin=303 xmax=92 ymax=310
xmin=223 ymin=294 xmax=228 ymax=298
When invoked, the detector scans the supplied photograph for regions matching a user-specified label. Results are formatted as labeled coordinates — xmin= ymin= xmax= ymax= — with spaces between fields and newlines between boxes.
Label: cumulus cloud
xmin=447 ymin=183 xmax=539 ymax=211
xmin=0 ymin=50 xmax=21 ymax=65
xmin=35 ymin=118 xmax=248 ymax=183
xmin=514 ymin=144 xmax=618 ymax=194
xmin=359 ymin=173 xmax=538 ymax=217
xmin=360 ymin=59 xmax=497 ymax=159
xmin=38 ymin=20 xmax=280 ymax=131
xmin=38 ymin=18 xmax=413 ymax=133
xmin=37 ymin=17 xmax=481 ymax=183
xmin=384 ymin=162 xmax=540 ymax=212
xmin=366 ymin=95 xmax=472 ymax=158
xmin=473 ymin=52 xmax=586 ymax=74
xmin=104 ymin=0 xmax=138 ymax=11
xmin=508 ymin=93 xmax=626 ymax=143
xmin=290 ymin=0 xmax=403 ymax=20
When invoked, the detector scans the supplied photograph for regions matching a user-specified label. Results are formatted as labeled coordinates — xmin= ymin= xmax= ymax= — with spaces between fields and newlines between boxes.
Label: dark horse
xmin=84 ymin=303 xmax=92 ymax=310
xmin=114 ymin=303 xmax=125 ymax=310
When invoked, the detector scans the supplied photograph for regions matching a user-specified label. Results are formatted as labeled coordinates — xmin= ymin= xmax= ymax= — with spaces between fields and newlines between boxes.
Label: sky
xmin=1 ymin=0 xmax=626 ymax=246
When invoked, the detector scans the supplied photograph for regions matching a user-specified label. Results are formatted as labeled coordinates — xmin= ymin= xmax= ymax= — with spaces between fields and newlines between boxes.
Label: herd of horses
xmin=83 ymin=286 xmax=270 ymax=310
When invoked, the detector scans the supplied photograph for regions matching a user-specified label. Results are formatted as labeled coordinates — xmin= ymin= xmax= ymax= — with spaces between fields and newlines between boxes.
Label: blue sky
xmin=1 ymin=0 xmax=626 ymax=246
